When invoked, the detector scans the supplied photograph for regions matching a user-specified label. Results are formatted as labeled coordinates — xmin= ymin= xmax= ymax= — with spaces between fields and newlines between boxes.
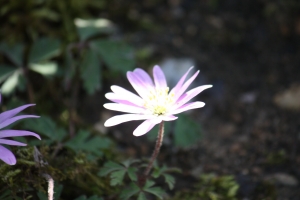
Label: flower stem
xmin=144 ymin=121 xmax=164 ymax=176
xmin=42 ymin=174 xmax=54 ymax=200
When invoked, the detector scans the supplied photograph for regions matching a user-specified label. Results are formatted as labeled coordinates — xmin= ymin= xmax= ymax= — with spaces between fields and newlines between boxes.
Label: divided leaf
xmin=91 ymin=39 xmax=135 ymax=73
xmin=23 ymin=116 xmax=67 ymax=145
xmin=0 ymin=43 xmax=24 ymax=66
xmin=1 ymin=70 xmax=20 ymax=95
xmin=151 ymin=164 xmax=181 ymax=190
xmin=98 ymin=161 xmax=124 ymax=177
xmin=137 ymin=192 xmax=147 ymax=200
xmin=29 ymin=62 xmax=58 ymax=76
xmin=75 ymin=18 xmax=115 ymax=41
xmin=163 ymin=174 xmax=175 ymax=190
xmin=98 ymin=160 xmax=139 ymax=186
xmin=119 ymin=183 xmax=140 ymax=200
xmin=110 ymin=169 xmax=126 ymax=186
xmin=0 ymin=66 xmax=17 ymax=83
xmin=79 ymin=49 xmax=101 ymax=94
xmin=29 ymin=38 xmax=61 ymax=63
xmin=65 ymin=130 xmax=111 ymax=158
xmin=174 ymin=114 xmax=202 ymax=148
xmin=143 ymin=180 xmax=164 ymax=200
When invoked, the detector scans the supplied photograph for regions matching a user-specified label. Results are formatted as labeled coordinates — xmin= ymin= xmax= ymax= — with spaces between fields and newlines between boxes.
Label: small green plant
xmin=99 ymin=159 xmax=180 ymax=200
xmin=173 ymin=174 xmax=240 ymax=200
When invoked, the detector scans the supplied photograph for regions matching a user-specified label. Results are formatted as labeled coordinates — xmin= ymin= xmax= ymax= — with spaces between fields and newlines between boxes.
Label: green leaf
xmin=1 ymin=70 xmax=20 ymax=95
xmin=110 ymin=169 xmax=126 ymax=186
xmin=143 ymin=186 xmax=164 ymax=200
xmin=174 ymin=114 xmax=202 ymax=148
xmin=137 ymin=192 xmax=147 ymax=200
xmin=29 ymin=62 xmax=58 ymax=76
xmin=119 ymin=183 xmax=140 ymax=200
xmin=65 ymin=129 xmax=111 ymax=158
xmin=122 ymin=159 xmax=140 ymax=168
xmin=80 ymin=49 xmax=101 ymax=94
xmin=163 ymin=174 xmax=175 ymax=190
xmin=227 ymin=184 xmax=239 ymax=197
xmin=23 ymin=116 xmax=67 ymax=144
xmin=75 ymin=18 xmax=115 ymax=41
xmin=32 ymin=8 xmax=59 ymax=21
xmin=144 ymin=180 xmax=155 ymax=188
xmin=0 ymin=190 xmax=13 ymax=200
xmin=65 ymin=130 xmax=111 ymax=156
xmin=29 ymin=38 xmax=61 ymax=63
xmin=0 ymin=43 xmax=24 ymax=66
xmin=0 ymin=65 xmax=16 ymax=83
xmin=91 ymin=39 xmax=135 ymax=73
xmin=98 ymin=161 xmax=124 ymax=177
xmin=127 ymin=167 xmax=138 ymax=181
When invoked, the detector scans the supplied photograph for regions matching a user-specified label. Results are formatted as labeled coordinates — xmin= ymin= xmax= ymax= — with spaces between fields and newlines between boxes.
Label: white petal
xmin=103 ymin=103 xmax=146 ymax=114
xmin=160 ymin=115 xmax=178 ymax=121
xmin=173 ymin=70 xmax=199 ymax=102
xmin=173 ymin=85 xmax=212 ymax=109
xmin=104 ymin=114 xmax=153 ymax=127
xmin=171 ymin=101 xmax=205 ymax=115
xmin=170 ymin=67 xmax=193 ymax=95
xmin=110 ymin=85 xmax=144 ymax=106
xmin=105 ymin=92 xmax=144 ymax=107
xmin=133 ymin=118 xmax=162 ymax=136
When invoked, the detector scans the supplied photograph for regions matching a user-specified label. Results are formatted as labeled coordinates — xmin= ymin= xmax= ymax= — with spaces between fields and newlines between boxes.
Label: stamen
xmin=144 ymin=87 xmax=174 ymax=115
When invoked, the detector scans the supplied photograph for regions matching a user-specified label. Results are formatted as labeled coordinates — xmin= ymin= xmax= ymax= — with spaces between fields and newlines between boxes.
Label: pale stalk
xmin=43 ymin=174 xmax=54 ymax=200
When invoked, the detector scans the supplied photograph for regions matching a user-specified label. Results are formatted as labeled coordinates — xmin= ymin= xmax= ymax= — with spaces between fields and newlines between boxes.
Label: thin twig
xmin=144 ymin=121 xmax=165 ymax=176
xmin=42 ymin=174 xmax=54 ymax=200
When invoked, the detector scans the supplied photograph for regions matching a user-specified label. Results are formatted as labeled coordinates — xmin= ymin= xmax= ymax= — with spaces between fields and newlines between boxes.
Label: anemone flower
xmin=0 ymin=94 xmax=40 ymax=165
xmin=104 ymin=65 xmax=212 ymax=136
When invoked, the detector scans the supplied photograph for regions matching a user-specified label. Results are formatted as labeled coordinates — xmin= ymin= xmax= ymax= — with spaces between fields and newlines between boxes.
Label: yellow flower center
xmin=144 ymin=87 xmax=174 ymax=115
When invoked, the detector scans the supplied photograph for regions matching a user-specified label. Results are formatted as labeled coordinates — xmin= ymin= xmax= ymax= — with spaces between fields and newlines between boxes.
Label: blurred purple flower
xmin=104 ymin=65 xmax=212 ymax=136
xmin=0 ymin=94 xmax=40 ymax=165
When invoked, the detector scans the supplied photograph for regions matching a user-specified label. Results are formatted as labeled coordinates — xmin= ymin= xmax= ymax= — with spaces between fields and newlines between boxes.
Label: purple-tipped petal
xmin=107 ymin=86 xmax=144 ymax=107
xmin=171 ymin=101 xmax=205 ymax=115
xmin=127 ymin=72 xmax=149 ymax=99
xmin=105 ymin=93 xmax=140 ymax=107
xmin=133 ymin=118 xmax=162 ymax=136
xmin=0 ymin=115 xmax=40 ymax=129
xmin=103 ymin=103 xmax=146 ymax=114
xmin=0 ymin=139 xmax=27 ymax=146
xmin=0 ymin=145 xmax=16 ymax=165
xmin=0 ymin=130 xmax=41 ymax=139
xmin=173 ymin=70 xmax=199 ymax=102
xmin=0 ymin=104 xmax=35 ymax=124
xmin=173 ymin=85 xmax=213 ymax=109
xmin=153 ymin=65 xmax=167 ymax=89
xmin=104 ymin=114 xmax=154 ymax=127
xmin=133 ymin=68 xmax=154 ymax=89
xmin=170 ymin=67 xmax=193 ymax=95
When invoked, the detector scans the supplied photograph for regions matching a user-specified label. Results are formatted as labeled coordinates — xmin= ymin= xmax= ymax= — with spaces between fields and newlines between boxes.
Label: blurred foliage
xmin=173 ymin=174 xmax=239 ymax=200
xmin=265 ymin=149 xmax=288 ymax=165
xmin=0 ymin=0 xmax=134 ymax=198
xmin=148 ymin=114 xmax=203 ymax=148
